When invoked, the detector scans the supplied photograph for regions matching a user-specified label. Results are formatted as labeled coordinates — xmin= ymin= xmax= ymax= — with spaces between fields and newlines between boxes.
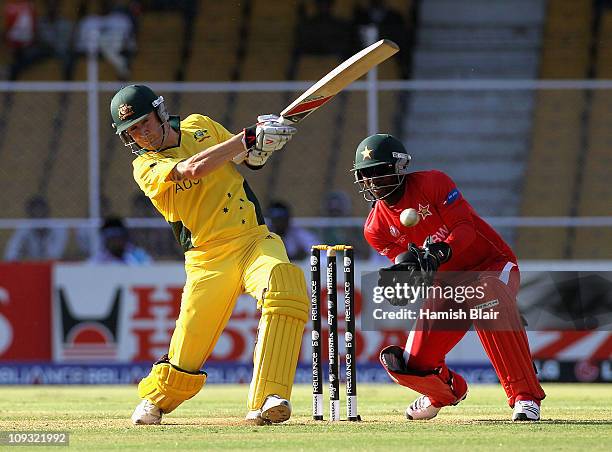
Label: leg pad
xmin=380 ymin=345 xmax=467 ymax=407
xmin=474 ymin=276 xmax=546 ymax=406
xmin=138 ymin=355 xmax=207 ymax=413
xmin=248 ymin=263 xmax=309 ymax=410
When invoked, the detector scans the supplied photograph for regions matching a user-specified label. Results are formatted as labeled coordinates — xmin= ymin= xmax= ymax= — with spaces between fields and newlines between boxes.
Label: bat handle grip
xmin=278 ymin=115 xmax=292 ymax=126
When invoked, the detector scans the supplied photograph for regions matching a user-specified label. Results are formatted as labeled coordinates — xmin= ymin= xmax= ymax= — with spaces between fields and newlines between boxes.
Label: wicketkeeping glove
xmin=378 ymin=240 xmax=452 ymax=306
xmin=240 ymin=114 xmax=297 ymax=168
xmin=393 ymin=240 xmax=452 ymax=273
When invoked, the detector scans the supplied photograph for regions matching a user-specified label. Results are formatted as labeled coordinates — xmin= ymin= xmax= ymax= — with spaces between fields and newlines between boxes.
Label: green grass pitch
xmin=0 ymin=384 xmax=611 ymax=451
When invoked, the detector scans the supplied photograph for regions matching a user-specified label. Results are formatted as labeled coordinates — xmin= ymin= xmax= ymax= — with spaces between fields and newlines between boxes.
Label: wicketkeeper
xmin=352 ymin=134 xmax=545 ymax=421
xmin=110 ymin=85 xmax=309 ymax=425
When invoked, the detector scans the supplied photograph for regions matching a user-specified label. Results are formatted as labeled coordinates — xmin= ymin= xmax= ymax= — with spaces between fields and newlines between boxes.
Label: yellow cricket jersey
xmin=132 ymin=114 xmax=267 ymax=252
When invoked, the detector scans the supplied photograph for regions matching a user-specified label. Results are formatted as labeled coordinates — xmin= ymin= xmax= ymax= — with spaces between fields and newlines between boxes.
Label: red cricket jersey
xmin=364 ymin=170 xmax=516 ymax=271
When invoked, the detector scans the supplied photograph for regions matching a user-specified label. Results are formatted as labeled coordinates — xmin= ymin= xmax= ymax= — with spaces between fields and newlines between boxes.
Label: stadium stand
xmin=131 ymin=11 xmax=184 ymax=82
xmin=8 ymin=0 xmax=610 ymax=261
xmin=254 ymin=0 xmax=414 ymax=217
xmin=184 ymin=1 xmax=242 ymax=81
xmin=241 ymin=0 xmax=298 ymax=81
xmin=45 ymin=93 xmax=90 ymax=218
xmin=572 ymin=5 xmax=612 ymax=258
xmin=0 ymin=93 xmax=61 ymax=217
xmin=516 ymin=0 xmax=593 ymax=259
xmin=404 ymin=0 xmax=546 ymax=253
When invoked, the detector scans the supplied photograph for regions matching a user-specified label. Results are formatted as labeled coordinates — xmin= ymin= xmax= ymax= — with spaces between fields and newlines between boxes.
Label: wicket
xmin=310 ymin=245 xmax=360 ymax=422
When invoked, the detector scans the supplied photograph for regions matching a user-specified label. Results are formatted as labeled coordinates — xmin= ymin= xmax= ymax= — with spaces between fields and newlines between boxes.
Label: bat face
xmin=279 ymin=39 xmax=399 ymax=125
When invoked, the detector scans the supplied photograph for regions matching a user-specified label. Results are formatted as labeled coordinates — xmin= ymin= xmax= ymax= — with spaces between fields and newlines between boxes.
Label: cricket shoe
xmin=405 ymin=395 xmax=440 ymax=420
xmin=512 ymin=400 xmax=540 ymax=421
xmin=131 ymin=399 xmax=163 ymax=425
xmin=405 ymin=391 xmax=468 ymax=421
xmin=245 ymin=395 xmax=292 ymax=425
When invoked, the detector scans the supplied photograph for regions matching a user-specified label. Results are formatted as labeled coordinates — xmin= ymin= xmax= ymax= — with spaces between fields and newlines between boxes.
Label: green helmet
xmin=110 ymin=85 xmax=169 ymax=153
xmin=352 ymin=134 xmax=411 ymax=201
xmin=353 ymin=134 xmax=410 ymax=171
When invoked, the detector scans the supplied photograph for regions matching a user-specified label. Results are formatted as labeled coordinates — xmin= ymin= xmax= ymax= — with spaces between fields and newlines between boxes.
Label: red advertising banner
xmin=0 ymin=263 xmax=52 ymax=361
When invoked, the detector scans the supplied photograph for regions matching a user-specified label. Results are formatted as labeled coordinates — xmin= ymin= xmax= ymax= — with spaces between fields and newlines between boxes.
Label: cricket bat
xmin=279 ymin=39 xmax=399 ymax=125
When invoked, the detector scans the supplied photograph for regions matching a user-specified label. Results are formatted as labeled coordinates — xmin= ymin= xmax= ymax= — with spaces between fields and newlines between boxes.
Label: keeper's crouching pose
xmin=352 ymin=134 xmax=546 ymax=422
xmin=110 ymin=85 xmax=309 ymax=425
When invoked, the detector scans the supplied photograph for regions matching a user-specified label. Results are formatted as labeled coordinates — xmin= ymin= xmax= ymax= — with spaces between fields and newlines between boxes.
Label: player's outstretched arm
xmin=169 ymin=133 xmax=246 ymax=182
xmin=169 ymin=115 xmax=296 ymax=181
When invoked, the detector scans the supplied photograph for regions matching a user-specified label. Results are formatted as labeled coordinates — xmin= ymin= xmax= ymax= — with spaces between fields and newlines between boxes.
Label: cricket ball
xmin=400 ymin=208 xmax=419 ymax=227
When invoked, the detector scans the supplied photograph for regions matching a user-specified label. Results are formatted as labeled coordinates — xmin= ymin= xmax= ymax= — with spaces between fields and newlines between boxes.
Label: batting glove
xmin=240 ymin=114 xmax=297 ymax=168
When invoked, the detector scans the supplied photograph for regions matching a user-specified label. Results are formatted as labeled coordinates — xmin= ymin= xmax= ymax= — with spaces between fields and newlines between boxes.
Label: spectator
xmin=4 ymin=195 xmax=68 ymax=261
xmin=266 ymin=201 xmax=319 ymax=261
xmin=351 ymin=0 xmax=413 ymax=77
xmin=130 ymin=192 xmax=182 ymax=260
xmin=3 ymin=1 xmax=36 ymax=49
xmin=294 ymin=0 xmax=352 ymax=57
xmin=4 ymin=0 xmax=37 ymax=80
xmin=74 ymin=194 xmax=113 ymax=258
xmin=319 ymin=190 xmax=371 ymax=259
xmin=74 ymin=0 xmax=137 ymax=80
xmin=89 ymin=216 xmax=152 ymax=264
xmin=3 ymin=0 xmax=76 ymax=80
xmin=38 ymin=0 xmax=76 ymax=79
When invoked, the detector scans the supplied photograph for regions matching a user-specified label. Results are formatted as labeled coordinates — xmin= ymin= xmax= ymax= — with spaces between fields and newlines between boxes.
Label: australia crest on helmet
xmin=118 ymin=103 xmax=135 ymax=121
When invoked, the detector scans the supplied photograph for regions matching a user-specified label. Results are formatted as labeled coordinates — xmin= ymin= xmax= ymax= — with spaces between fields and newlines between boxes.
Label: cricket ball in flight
xmin=400 ymin=208 xmax=419 ymax=227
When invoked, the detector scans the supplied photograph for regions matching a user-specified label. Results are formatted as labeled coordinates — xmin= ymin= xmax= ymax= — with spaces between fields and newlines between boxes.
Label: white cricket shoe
xmin=512 ymin=400 xmax=540 ymax=421
xmin=245 ymin=395 xmax=292 ymax=425
xmin=405 ymin=396 xmax=441 ymax=420
xmin=131 ymin=399 xmax=163 ymax=425
xmin=405 ymin=391 xmax=467 ymax=421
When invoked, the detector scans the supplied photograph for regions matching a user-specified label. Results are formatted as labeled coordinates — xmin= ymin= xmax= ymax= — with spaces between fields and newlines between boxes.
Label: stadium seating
xmin=405 ymin=0 xmax=545 ymax=240
xmin=572 ymin=8 xmax=612 ymax=258
xmin=515 ymin=0 xmax=593 ymax=259
xmin=184 ymin=1 xmax=242 ymax=81
xmin=0 ymin=93 xmax=61 ymax=217
xmin=539 ymin=0 xmax=592 ymax=78
xmin=45 ymin=93 xmax=90 ymax=218
xmin=131 ymin=11 xmax=184 ymax=82
xmin=240 ymin=0 xmax=298 ymax=81
xmin=11 ymin=0 xmax=612 ymax=262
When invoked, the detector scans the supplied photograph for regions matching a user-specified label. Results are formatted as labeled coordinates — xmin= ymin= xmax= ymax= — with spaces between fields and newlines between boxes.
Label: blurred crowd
xmin=3 ymin=0 xmax=142 ymax=80
xmin=1 ymin=0 xmax=412 ymax=264
xmin=2 ymin=0 xmax=413 ymax=81
xmin=3 ymin=190 xmax=379 ymax=264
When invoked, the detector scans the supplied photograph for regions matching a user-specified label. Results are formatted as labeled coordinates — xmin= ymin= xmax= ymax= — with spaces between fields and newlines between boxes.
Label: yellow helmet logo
xmin=361 ymin=146 xmax=373 ymax=160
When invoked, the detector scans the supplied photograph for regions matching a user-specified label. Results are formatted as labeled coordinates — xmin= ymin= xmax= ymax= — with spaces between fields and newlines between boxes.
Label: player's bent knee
xmin=379 ymin=345 xmax=467 ymax=407
xmin=138 ymin=355 xmax=207 ymax=413
xmin=261 ymin=263 xmax=309 ymax=321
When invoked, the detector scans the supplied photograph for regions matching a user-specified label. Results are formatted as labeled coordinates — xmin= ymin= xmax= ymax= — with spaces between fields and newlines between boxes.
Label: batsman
xmin=110 ymin=85 xmax=309 ymax=425
xmin=352 ymin=134 xmax=546 ymax=421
